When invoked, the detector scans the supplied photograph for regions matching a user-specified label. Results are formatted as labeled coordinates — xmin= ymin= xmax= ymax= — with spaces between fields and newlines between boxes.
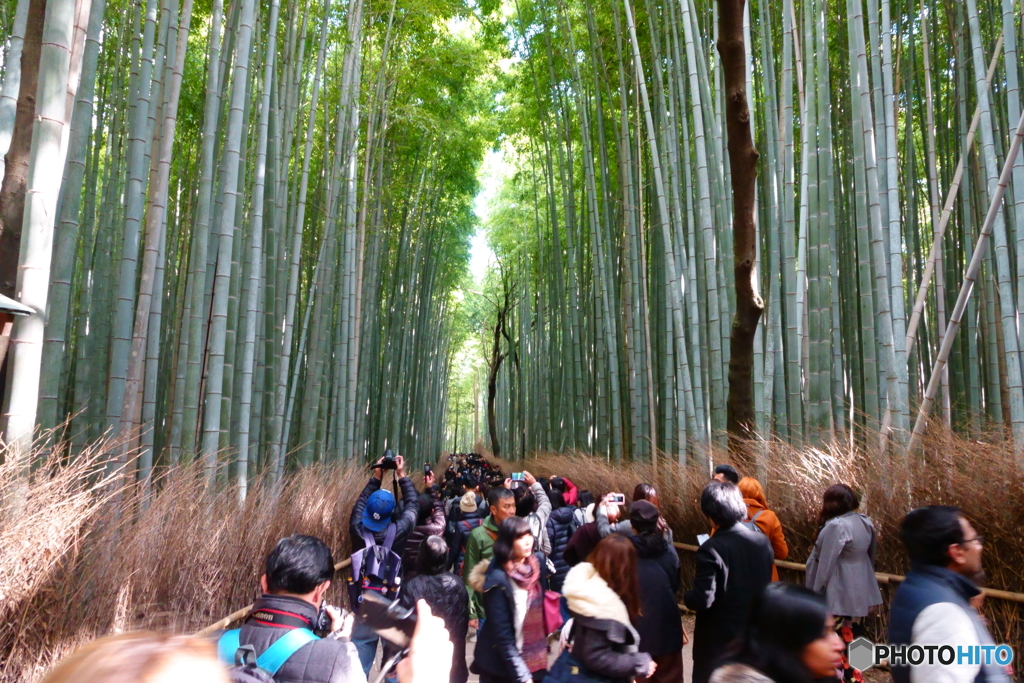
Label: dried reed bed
xmin=0 ymin=445 xmax=373 ymax=683
xmin=492 ymin=429 xmax=1024 ymax=649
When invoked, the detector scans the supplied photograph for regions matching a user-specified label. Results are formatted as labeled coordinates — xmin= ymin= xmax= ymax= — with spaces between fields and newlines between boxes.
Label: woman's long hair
xmin=816 ymin=484 xmax=859 ymax=531
xmin=589 ymin=534 xmax=642 ymax=622
xmin=493 ymin=516 xmax=533 ymax=567
xmin=720 ymin=583 xmax=831 ymax=683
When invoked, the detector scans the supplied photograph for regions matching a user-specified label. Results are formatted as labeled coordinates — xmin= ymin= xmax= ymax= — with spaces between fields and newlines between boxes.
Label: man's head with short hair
xmin=488 ymin=487 xmax=517 ymax=525
xmin=417 ymin=535 xmax=449 ymax=576
xmin=263 ymin=535 xmax=334 ymax=597
xmin=463 ymin=474 xmax=479 ymax=491
xmin=712 ymin=464 xmax=740 ymax=484
xmin=701 ymin=481 xmax=747 ymax=528
xmin=901 ymin=506 xmax=983 ymax=579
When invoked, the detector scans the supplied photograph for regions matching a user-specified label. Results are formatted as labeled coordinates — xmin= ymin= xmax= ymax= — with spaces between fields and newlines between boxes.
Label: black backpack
xmin=217 ymin=627 xmax=318 ymax=682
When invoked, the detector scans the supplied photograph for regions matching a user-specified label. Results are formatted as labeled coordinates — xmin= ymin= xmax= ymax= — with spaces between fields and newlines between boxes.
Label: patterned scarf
xmin=507 ymin=554 xmax=547 ymax=673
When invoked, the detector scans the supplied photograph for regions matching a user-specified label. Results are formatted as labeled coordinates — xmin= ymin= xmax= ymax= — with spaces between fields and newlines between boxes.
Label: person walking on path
xmin=597 ymin=485 xmax=673 ymax=542
xmin=556 ymin=534 xmax=657 ymax=683
xmin=349 ymin=454 xmax=420 ymax=676
xmin=470 ymin=517 xmax=552 ymax=683
xmin=399 ymin=536 xmax=471 ymax=683
xmin=545 ymin=500 xmax=577 ymax=592
xmin=464 ymin=486 xmax=517 ymax=628
xmin=737 ymin=477 xmax=788 ymax=581
xmin=708 ymin=583 xmax=844 ymax=683
xmin=628 ymin=501 xmax=685 ymax=683
xmin=403 ymin=471 xmax=447 ymax=580
xmin=448 ymin=489 xmax=485 ymax=571
xmin=685 ymin=481 xmax=774 ymax=683
xmin=804 ymin=484 xmax=882 ymax=683
xmin=220 ymin=535 xmax=364 ymax=683
xmin=564 ymin=496 xmax=617 ymax=567
xmin=888 ymin=506 xmax=1010 ymax=683
xmin=514 ymin=471 xmax=553 ymax=555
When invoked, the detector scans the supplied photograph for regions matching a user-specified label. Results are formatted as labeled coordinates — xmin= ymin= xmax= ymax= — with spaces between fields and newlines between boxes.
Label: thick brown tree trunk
xmin=0 ymin=0 xmax=46 ymax=297
xmin=719 ymin=0 xmax=763 ymax=461
xmin=487 ymin=299 xmax=508 ymax=458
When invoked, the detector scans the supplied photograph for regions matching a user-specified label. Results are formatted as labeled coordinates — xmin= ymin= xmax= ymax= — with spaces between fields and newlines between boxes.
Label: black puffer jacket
xmin=631 ymin=532 xmax=683 ymax=659
xmin=545 ymin=506 xmax=576 ymax=591
xmin=229 ymin=595 xmax=363 ymax=683
xmin=447 ymin=506 xmax=484 ymax=571
xmin=402 ymin=499 xmax=447 ymax=579
xmin=398 ymin=572 xmax=470 ymax=683
xmin=350 ymin=476 xmax=420 ymax=559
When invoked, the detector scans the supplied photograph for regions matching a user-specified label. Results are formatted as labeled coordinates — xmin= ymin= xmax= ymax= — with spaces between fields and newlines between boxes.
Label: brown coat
xmin=738 ymin=477 xmax=788 ymax=581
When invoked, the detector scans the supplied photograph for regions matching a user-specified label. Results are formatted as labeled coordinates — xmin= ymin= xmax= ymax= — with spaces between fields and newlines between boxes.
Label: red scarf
xmin=506 ymin=554 xmax=547 ymax=673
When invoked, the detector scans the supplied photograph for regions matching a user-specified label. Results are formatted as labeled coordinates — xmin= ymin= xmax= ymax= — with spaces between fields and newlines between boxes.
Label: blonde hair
xmin=40 ymin=632 xmax=228 ymax=683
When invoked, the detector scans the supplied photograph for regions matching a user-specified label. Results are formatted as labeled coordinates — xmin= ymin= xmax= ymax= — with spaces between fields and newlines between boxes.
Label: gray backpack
xmin=740 ymin=510 xmax=766 ymax=536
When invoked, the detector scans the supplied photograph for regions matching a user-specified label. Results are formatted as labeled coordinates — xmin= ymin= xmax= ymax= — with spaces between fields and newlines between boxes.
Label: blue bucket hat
xmin=362 ymin=490 xmax=396 ymax=533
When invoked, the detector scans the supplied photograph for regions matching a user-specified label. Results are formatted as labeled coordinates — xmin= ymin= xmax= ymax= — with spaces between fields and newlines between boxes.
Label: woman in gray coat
xmin=805 ymin=483 xmax=882 ymax=682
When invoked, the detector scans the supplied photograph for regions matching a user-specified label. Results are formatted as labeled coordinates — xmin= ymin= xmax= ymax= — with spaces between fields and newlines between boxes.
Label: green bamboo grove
xmin=0 ymin=0 xmax=493 ymax=491
xmin=465 ymin=0 xmax=1024 ymax=469
xmin=3 ymin=0 xmax=1024 ymax=486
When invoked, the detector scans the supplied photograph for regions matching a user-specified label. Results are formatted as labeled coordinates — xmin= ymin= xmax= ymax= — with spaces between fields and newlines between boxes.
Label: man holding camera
xmin=226 ymin=535 xmax=364 ymax=683
xmin=349 ymin=452 xmax=421 ymax=675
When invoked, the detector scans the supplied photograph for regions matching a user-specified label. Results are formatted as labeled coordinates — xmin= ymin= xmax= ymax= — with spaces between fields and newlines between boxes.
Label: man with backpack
xmin=462 ymin=486 xmax=516 ymax=628
xmin=349 ymin=453 xmax=420 ymax=676
xmin=217 ymin=535 xmax=364 ymax=683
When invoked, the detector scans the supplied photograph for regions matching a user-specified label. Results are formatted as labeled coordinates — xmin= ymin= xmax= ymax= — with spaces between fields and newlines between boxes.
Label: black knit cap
xmin=630 ymin=500 xmax=660 ymax=532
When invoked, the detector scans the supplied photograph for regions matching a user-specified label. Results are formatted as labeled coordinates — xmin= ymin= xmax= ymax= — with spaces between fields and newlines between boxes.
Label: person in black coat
xmin=398 ymin=536 xmax=470 ymax=683
xmin=628 ymin=501 xmax=684 ymax=683
xmin=684 ymin=481 xmax=774 ymax=683
xmin=470 ymin=517 xmax=552 ymax=683
xmin=447 ymin=490 xmax=486 ymax=571
xmin=349 ymin=453 xmax=420 ymax=675
xmin=349 ymin=454 xmax=420 ymax=557
xmin=545 ymin=502 xmax=576 ymax=591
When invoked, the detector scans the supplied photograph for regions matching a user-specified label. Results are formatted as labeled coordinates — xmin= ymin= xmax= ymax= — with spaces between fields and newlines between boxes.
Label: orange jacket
xmin=739 ymin=477 xmax=788 ymax=581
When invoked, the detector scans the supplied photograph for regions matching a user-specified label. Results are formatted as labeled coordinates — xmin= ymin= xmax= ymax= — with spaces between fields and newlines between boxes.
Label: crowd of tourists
xmin=40 ymin=455 xmax=1009 ymax=683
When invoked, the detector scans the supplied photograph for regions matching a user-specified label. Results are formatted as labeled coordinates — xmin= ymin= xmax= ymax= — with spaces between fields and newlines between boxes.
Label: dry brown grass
xmin=2 ymin=429 xmax=1022 ymax=682
xmin=0 ymin=442 xmax=374 ymax=683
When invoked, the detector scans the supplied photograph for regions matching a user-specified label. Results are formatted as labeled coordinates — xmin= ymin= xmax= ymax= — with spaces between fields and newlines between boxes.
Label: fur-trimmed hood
xmin=708 ymin=664 xmax=776 ymax=683
xmin=562 ymin=562 xmax=631 ymax=627
xmin=467 ymin=558 xmax=490 ymax=593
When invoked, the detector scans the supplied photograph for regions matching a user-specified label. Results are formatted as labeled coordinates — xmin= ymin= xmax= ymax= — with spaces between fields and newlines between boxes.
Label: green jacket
xmin=463 ymin=514 xmax=499 ymax=620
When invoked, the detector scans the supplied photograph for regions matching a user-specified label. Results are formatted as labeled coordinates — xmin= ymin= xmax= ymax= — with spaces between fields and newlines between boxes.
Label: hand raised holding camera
xmin=395 ymin=454 xmax=406 ymax=478
xmin=326 ymin=605 xmax=353 ymax=638
xmin=521 ymin=470 xmax=537 ymax=486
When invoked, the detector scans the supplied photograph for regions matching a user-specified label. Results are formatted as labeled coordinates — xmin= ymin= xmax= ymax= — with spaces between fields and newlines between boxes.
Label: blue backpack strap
xmin=217 ymin=629 xmax=241 ymax=665
xmin=255 ymin=628 xmax=319 ymax=675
